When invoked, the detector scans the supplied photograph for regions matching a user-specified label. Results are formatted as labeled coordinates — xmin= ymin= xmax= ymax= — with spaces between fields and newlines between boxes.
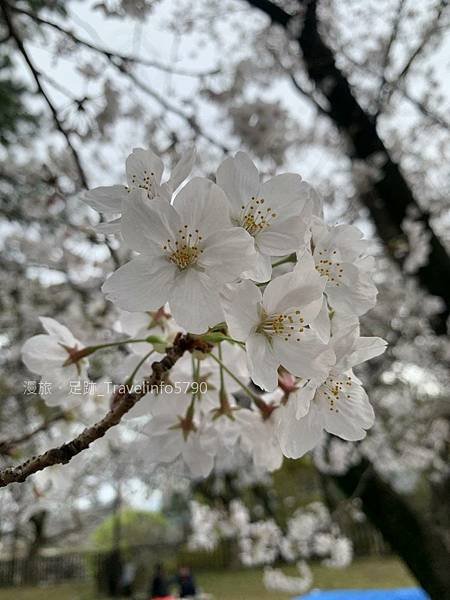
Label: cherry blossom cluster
xmin=188 ymin=499 xmax=352 ymax=593
xmin=21 ymin=146 xmax=386 ymax=477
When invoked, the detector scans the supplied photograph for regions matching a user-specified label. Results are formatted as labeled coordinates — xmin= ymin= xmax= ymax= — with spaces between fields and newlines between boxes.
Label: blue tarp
xmin=296 ymin=589 xmax=429 ymax=600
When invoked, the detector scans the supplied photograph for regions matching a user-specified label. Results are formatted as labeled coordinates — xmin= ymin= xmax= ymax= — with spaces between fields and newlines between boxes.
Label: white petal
xmin=272 ymin=329 xmax=334 ymax=381
xmin=326 ymin=263 xmax=377 ymax=315
xmin=163 ymin=147 xmax=196 ymax=196
xmin=102 ymin=257 xmax=176 ymax=311
xmin=242 ymin=250 xmax=272 ymax=283
xmin=150 ymin=391 xmax=190 ymax=417
xmin=144 ymin=420 xmax=183 ymax=464
xmin=216 ymin=152 xmax=260 ymax=215
xmin=95 ymin=217 xmax=122 ymax=235
xmin=199 ymin=227 xmax=255 ymax=283
xmin=259 ymin=173 xmax=303 ymax=216
xmin=299 ymin=181 xmax=324 ymax=219
xmin=331 ymin=313 xmax=360 ymax=337
xmin=172 ymin=177 xmax=231 ymax=234
xmin=222 ymin=280 xmax=262 ymax=341
xmin=41 ymin=378 xmax=83 ymax=409
xmin=246 ymin=333 xmax=278 ymax=391
xmin=121 ymin=193 xmax=180 ymax=253
xmin=261 ymin=438 xmax=284 ymax=471
xmin=320 ymin=380 xmax=375 ymax=441
xmin=310 ymin=297 xmax=331 ymax=343
xmin=169 ymin=269 xmax=224 ymax=333
xmin=39 ymin=317 xmax=78 ymax=346
xmin=263 ymin=253 xmax=325 ymax=322
xmin=292 ymin=382 xmax=317 ymax=419
xmin=335 ymin=334 xmax=387 ymax=371
xmin=126 ymin=147 xmax=164 ymax=188
xmin=22 ymin=335 xmax=67 ymax=374
xmin=184 ymin=436 xmax=215 ymax=478
xmin=256 ymin=216 xmax=306 ymax=256
xmin=83 ymin=185 xmax=127 ymax=214
xmin=277 ymin=400 xmax=323 ymax=459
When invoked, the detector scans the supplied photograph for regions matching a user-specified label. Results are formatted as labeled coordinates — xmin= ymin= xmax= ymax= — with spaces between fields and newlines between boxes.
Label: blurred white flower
xmin=21 ymin=317 xmax=91 ymax=408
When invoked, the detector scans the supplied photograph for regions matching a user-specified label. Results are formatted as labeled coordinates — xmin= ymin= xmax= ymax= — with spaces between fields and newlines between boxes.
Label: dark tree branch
xmin=1 ymin=1 xmax=88 ymax=188
xmin=245 ymin=0 xmax=450 ymax=334
xmin=374 ymin=0 xmax=407 ymax=113
xmin=390 ymin=0 xmax=447 ymax=92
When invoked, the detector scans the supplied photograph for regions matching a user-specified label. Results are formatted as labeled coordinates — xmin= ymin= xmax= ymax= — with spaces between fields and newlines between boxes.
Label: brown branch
xmin=267 ymin=47 xmax=330 ymax=116
xmin=0 ymin=334 xmax=210 ymax=488
xmin=378 ymin=0 xmax=448 ymax=111
xmin=0 ymin=413 xmax=66 ymax=456
xmin=0 ymin=1 xmax=88 ymax=188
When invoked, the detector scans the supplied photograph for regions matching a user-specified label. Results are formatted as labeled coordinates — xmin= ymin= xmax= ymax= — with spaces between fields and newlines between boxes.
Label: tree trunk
xmin=333 ymin=460 xmax=450 ymax=600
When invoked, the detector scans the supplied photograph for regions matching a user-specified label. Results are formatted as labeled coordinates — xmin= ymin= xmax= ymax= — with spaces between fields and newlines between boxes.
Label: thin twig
xmin=114 ymin=62 xmax=229 ymax=152
xmin=0 ymin=414 xmax=65 ymax=456
xmin=375 ymin=0 xmax=407 ymax=112
xmin=0 ymin=1 xmax=88 ymax=188
xmin=383 ymin=0 xmax=447 ymax=105
xmin=8 ymin=1 xmax=228 ymax=153
xmin=9 ymin=3 xmax=220 ymax=78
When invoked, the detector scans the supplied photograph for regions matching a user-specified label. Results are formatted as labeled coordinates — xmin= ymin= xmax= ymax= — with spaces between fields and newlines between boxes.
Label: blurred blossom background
xmin=0 ymin=1 xmax=449 ymax=599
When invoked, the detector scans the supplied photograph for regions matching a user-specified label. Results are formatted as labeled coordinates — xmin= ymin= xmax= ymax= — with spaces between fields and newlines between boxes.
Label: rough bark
xmin=333 ymin=460 xmax=450 ymax=600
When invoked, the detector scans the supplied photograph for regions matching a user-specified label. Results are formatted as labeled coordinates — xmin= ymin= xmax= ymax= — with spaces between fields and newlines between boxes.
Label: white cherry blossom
xmin=84 ymin=147 xmax=195 ymax=233
xmin=277 ymin=324 xmax=386 ymax=458
xmin=238 ymin=408 xmax=284 ymax=472
xmin=102 ymin=177 xmax=256 ymax=333
xmin=216 ymin=151 xmax=314 ymax=281
xmin=310 ymin=222 xmax=378 ymax=339
xmin=138 ymin=391 xmax=217 ymax=478
xmin=224 ymin=253 xmax=334 ymax=391
xmin=21 ymin=317 xmax=90 ymax=408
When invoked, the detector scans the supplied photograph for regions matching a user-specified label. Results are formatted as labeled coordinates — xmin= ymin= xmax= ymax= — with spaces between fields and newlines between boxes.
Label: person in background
xmin=149 ymin=563 xmax=173 ymax=600
xmin=176 ymin=565 xmax=197 ymax=598
xmin=120 ymin=560 xmax=136 ymax=598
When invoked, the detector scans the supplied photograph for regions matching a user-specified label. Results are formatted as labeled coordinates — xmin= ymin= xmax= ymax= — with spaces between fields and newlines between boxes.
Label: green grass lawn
xmin=0 ymin=557 xmax=416 ymax=600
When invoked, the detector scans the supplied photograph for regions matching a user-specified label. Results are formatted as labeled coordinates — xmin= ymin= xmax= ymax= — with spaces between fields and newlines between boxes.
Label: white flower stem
xmin=125 ymin=350 xmax=155 ymax=385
